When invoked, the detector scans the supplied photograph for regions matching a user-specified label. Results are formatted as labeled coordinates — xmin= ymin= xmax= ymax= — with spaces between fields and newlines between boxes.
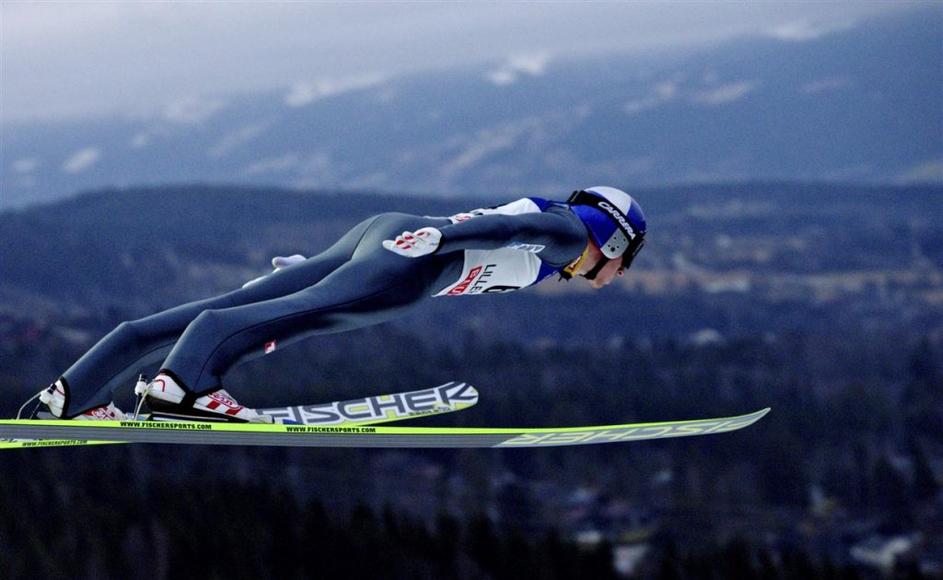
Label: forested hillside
xmin=1 ymin=183 xmax=941 ymax=577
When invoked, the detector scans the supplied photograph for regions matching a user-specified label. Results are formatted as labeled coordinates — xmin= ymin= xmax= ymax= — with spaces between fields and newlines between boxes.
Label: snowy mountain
xmin=3 ymin=7 xmax=940 ymax=208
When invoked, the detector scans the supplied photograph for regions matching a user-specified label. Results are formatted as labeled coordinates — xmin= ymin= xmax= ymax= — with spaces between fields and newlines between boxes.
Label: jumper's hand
xmin=270 ymin=254 xmax=306 ymax=269
xmin=242 ymin=254 xmax=307 ymax=288
xmin=382 ymin=227 xmax=442 ymax=258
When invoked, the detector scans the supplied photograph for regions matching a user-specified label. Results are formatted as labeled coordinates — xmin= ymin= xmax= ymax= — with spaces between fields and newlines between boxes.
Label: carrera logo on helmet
xmin=597 ymin=201 xmax=636 ymax=239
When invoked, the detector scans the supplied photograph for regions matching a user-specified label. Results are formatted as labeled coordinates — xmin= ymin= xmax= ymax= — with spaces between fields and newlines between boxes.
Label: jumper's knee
xmin=189 ymin=309 xmax=228 ymax=337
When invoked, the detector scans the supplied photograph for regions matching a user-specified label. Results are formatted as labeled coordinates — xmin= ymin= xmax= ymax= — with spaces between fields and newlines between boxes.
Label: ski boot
xmin=139 ymin=372 xmax=272 ymax=423
xmin=34 ymin=378 xmax=127 ymax=420
xmin=76 ymin=402 xmax=127 ymax=420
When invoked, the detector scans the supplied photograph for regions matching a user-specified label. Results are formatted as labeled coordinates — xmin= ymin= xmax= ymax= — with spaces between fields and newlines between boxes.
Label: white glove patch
xmin=382 ymin=227 xmax=442 ymax=258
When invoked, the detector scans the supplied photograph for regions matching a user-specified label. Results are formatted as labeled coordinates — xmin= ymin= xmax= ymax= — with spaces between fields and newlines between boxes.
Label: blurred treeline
xmin=0 ymin=325 xmax=939 ymax=578
xmin=0 ymin=445 xmax=871 ymax=580
xmin=0 ymin=447 xmax=618 ymax=579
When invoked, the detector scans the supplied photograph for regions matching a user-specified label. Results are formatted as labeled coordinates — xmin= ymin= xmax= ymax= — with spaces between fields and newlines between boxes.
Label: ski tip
xmin=439 ymin=381 xmax=479 ymax=401
xmin=749 ymin=407 xmax=772 ymax=421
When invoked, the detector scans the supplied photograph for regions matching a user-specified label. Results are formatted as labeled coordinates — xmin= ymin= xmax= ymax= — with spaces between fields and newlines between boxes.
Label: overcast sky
xmin=0 ymin=2 xmax=912 ymax=124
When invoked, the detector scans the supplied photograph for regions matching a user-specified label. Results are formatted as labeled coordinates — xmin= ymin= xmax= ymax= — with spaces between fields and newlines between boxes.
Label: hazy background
xmin=1 ymin=2 xmax=907 ymax=123
xmin=3 ymin=2 xmax=940 ymax=207
xmin=1 ymin=3 xmax=942 ymax=579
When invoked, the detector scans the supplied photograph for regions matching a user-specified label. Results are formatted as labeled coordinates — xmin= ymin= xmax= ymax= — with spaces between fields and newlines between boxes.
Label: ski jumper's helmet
xmin=567 ymin=186 xmax=647 ymax=276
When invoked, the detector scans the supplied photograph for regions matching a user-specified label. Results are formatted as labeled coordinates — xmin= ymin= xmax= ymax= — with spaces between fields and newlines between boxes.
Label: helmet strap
xmin=561 ymin=246 xmax=590 ymax=280
xmin=583 ymin=257 xmax=610 ymax=281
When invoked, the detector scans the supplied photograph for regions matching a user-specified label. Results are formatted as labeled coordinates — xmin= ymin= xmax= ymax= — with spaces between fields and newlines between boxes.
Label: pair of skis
xmin=0 ymin=381 xmax=479 ymax=450
xmin=0 ymin=381 xmax=770 ymax=449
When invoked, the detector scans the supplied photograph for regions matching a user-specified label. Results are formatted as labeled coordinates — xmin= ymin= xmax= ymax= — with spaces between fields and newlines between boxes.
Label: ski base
xmin=0 ymin=407 xmax=770 ymax=449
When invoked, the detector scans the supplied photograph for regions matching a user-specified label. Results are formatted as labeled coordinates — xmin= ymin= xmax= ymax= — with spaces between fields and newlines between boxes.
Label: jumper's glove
xmin=242 ymin=254 xmax=306 ymax=288
xmin=382 ymin=227 xmax=442 ymax=258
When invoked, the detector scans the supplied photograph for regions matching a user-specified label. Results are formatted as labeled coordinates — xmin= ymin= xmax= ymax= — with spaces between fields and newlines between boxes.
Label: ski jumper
xmin=57 ymin=198 xmax=587 ymax=417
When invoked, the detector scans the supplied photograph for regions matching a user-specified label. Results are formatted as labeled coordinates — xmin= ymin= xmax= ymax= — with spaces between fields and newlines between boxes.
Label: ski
xmin=0 ymin=407 xmax=770 ymax=449
xmin=0 ymin=381 xmax=479 ymax=450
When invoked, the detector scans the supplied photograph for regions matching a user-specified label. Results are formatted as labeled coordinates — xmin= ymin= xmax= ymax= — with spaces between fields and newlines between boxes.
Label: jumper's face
xmin=574 ymin=242 xmax=625 ymax=289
